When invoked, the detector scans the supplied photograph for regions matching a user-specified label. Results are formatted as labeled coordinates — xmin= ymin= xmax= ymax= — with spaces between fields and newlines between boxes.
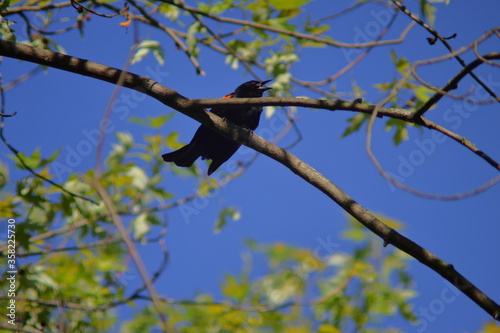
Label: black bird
xmin=162 ymin=80 xmax=272 ymax=175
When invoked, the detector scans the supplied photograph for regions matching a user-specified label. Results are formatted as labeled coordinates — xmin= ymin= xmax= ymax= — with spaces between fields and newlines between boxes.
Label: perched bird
xmin=162 ymin=80 xmax=272 ymax=175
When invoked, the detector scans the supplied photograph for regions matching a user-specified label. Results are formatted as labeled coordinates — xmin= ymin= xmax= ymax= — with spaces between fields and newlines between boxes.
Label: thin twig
xmin=93 ymin=180 xmax=171 ymax=331
xmin=95 ymin=31 xmax=137 ymax=176
xmin=420 ymin=118 xmax=500 ymax=171
xmin=473 ymin=42 xmax=500 ymax=68
xmin=2 ymin=66 xmax=43 ymax=91
xmin=391 ymin=0 xmax=500 ymax=115
xmin=0 ymin=77 xmax=98 ymax=204
xmin=165 ymin=0 xmax=416 ymax=49
xmin=297 ymin=18 xmax=414 ymax=86
xmin=70 ymin=0 xmax=120 ymax=18
xmin=311 ymin=1 xmax=366 ymax=24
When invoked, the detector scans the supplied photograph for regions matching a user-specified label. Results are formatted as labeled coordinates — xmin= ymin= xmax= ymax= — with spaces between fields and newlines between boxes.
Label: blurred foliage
xmin=1 ymin=0 xmax=446 ymax=146
xmin=121 ymin=214 xmax=418 ymax=332
xmin=1 ymin=0 xmax=495 ymax=331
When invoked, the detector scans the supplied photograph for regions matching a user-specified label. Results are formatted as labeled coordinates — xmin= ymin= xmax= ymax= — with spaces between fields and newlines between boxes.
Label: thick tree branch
xmin=1 ymin=40 xmax=500 ymax=320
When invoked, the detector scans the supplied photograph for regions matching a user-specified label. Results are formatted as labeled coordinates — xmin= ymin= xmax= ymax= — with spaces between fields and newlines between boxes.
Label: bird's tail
xmin=162 ymin=144 xmax=199 ymax=167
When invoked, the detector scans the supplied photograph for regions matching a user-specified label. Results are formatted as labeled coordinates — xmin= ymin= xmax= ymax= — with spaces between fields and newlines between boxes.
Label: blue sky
xmin=2 ymin=1 xmax=500 ymax=331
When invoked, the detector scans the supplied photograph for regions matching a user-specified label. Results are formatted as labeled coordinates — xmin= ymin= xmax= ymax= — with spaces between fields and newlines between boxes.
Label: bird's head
xmin=230 ymin=80 xmax=273 ymax=98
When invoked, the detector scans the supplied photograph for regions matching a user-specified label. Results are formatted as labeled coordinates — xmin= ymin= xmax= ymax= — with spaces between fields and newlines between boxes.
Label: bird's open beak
xmin=259 ymin=79 xmax=273 ymax=91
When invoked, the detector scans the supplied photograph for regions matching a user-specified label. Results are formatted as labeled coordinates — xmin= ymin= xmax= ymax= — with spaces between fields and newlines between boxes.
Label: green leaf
xmin=11 ymin=148 xmax=59 ymax=170
xmin=304 ymin=21 xmax=330 ymax=36
xmin=39 ymin=149 xmax=60 ymax=169
xmin=243 ymin=238 xmax=258 ymax=249
xmin=165 ymin=131 xmax=184 ymax=150
xmin=413 ymin=85 xmax=435 ymax=109
xmin=318 ymin=324 xmax=341 ymax=333
xmin=132 ymin=47 xmax=149 ymax=64
xmin=198 ymin=177 xmax=217 ymax=197
xmin=187 ymin=22 xmax=204 ymax=58
xmin=342 ymin=227 xmax=365 ymax=242
xmin=148 ymin=114 xmax=171 ymax=129
xmin=391 ymin=50 xmax=410 ymax=74
xmin=149 ymin=185 xmax=174 ymax=199
xmin=420 ymin=0 xmax=437 ymax=25
xmin=121 ymin=304 xmax=157 ymax=332
xmin=130 ymin=113 xmax=174 ymax=128
xmin=0 ymin=19 xmax=16 ymax=42
xmin=414 ymin=86 xmax=433 ymax=102
xmin=221 ymin=274 xmax=250 ymax=302
xmin=158 ymin=3 xmax=180 ymax=20
xmin=377 ymin=214 xmax=405 ymax=230
xmin=373 ymin=81 xmax=395 ymax=93
xmin=198 ymin=0 xmax=234 ymax=14
xmin=261 ymin=17 xmax=296 ymax=32
xmin=265 ymin=52 xmax=298 ymax=78
xmin=14 ymin=148 xmax=40 ymax=169
xmin=225 ymin=39 xmax=262 ymax=69
xmin=0 ymin=160 xmax=9 ymax=189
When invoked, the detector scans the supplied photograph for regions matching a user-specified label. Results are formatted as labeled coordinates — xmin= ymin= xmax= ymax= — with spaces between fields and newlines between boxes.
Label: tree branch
xmin=93 ymin=180 xmax=171 ymax=332
xmin=1 ymin=39 xmax=499 ymax=320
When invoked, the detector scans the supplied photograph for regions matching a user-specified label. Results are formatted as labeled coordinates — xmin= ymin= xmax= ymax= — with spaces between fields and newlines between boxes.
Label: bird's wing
xmin=210 ymin=92 xmax=234 ymax=118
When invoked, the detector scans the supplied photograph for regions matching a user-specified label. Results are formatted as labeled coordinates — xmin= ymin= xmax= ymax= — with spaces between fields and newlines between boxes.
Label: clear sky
xmin=2 ymin=1 xmax=500 ymax=332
